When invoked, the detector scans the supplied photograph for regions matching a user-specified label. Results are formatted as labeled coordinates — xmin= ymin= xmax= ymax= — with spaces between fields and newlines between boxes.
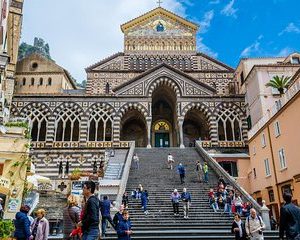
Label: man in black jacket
xmin=79 ymin=181 xmax=100 ymax=240
xmin=279 ymin=192 xmax=300 ymax=240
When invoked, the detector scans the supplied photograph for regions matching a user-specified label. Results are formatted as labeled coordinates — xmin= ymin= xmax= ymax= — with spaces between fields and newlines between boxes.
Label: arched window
xmin=22 ymin=78 xmax=26 ymax=86
xmin=48 ymin=78 xmax=52 ymax=86
xmin=21 ymin=106 xmax=49 ymax=141
xmin=39 ymin=78 xmax=43 ymax=86
xmin=217 ymin=108 xmax=242 ymax=141
xmin=31 ymin=78 xmax=35 ymax=86
xmin=55 ymin=108 xmax=81 ymax=141
xmin=88 ymin=107 xmax=113 ymax=141
xmin=105 ymin=82 xmax=110 ymax=94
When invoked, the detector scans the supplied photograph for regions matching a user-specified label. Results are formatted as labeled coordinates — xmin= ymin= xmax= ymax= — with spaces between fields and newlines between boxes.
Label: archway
xmin=183 ymin=109 xmax=209 ymax=147
xmin=120 ymin=109 xmax=147 ymax=147
xmin=151 ymin=84 xmax=178 ymax=147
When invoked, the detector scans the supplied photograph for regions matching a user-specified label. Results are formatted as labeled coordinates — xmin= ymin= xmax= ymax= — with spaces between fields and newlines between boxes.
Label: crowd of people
xmin=208 ymin=176 xmax=252 ymax=217
xmin=9 ymin=151 xmax=300 ymax=240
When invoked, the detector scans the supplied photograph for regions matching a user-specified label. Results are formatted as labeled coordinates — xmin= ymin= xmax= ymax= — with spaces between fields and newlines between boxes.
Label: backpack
xmin=247 ymin=215 xmax=263 ymax=237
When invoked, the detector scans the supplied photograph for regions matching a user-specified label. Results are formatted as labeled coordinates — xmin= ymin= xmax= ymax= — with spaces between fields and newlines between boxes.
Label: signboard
xmin=0 ymin=176 xmax=10 ymax=188
xmin=0 ymin=176 xmax=10 ymax=195
xmin=7 ymin=198 xmax=19 ymax=212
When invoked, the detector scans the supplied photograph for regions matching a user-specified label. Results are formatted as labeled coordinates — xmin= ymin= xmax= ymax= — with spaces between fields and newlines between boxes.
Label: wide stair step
xmin=103 ymin=147 xmax=278 ymax=240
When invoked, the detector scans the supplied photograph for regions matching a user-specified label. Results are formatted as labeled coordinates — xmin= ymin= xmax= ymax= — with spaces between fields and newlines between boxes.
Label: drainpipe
xmin=266 ymin=124 xmax=281 ymax=217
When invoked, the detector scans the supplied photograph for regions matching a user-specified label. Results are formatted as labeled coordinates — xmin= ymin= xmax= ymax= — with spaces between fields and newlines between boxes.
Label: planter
xmin=69 ymin=174 xmax=81 ymax=180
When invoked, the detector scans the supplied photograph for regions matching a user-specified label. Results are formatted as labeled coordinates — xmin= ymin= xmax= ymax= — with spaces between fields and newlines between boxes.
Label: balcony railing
xmin=248 ymin=79 xmax=300 ymax=139
xmin=31 ymin=141 xmax=132 ymax=149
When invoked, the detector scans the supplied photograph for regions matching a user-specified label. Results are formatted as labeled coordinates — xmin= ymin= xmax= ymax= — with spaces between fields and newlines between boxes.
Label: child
xmin=69 ymin=197 xmax=86 ymax=239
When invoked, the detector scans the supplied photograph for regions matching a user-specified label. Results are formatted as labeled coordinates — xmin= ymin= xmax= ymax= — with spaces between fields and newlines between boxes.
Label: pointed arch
xmin=86 ymin=103 xmax=115 ymax=141
xmin=19 ymin=102 xmax=52 ymax=141
xmin=53 ymin=102 xmax=84 ymax=142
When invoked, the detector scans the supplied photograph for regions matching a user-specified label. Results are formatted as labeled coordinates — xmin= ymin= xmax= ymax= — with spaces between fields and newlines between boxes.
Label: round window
xmin=31 ymin=62 xmax=38 ymax=69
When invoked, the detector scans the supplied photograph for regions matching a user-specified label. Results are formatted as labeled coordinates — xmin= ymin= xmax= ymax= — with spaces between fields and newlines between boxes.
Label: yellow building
xmin=247 ymin=68 xmax=300 ymax=220
xmin=0 ymin=125 xmax=30 ymax=220
xmin=14 ymin=53 xmax=77 ymax=94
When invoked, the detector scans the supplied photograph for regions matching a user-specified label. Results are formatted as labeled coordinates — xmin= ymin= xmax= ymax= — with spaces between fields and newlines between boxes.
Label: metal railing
xmin=195 ymin=141 xmax=262 ymax=213
xmin=115 ymin=141 xmax=135 ymax=206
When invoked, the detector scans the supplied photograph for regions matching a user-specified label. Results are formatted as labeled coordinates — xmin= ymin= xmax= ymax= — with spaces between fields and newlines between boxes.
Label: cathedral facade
xmin=11 ymin=7 xmax=247 ymax=179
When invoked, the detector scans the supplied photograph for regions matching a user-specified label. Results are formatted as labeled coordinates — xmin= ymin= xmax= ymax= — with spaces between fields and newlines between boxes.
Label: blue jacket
xmin=82 ymin=195 xmax=100 ymax=232
xmin=181 ymin=192 xmax=191 ymax=202
xmin=279 ymin=202 xmax=300 ymax=239
xmin=117 ymin=219 xmax=132 ymax=240
xmin=140 ymin=191 xmax=148 ymax=205
xmin=14 ymin=211 xmax=31 ymax=239
xmin=100 ymin=199 xmax=111 ymax=217
xmin=177 ymin=165 xmax=185 ymax=175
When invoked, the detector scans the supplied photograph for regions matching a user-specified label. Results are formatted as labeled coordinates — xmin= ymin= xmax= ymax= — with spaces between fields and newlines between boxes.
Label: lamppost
xmin=0 ymin=51 xmax=10 ymax=125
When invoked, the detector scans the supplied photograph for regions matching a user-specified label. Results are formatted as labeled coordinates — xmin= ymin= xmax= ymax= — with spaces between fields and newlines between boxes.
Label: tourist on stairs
xmin=132 ymin=153 xmax=139 ymax=170
xmin=167 ymin=153 xmax=174 ymax=170
xmin=113 ymin=204 xmax=125 ymax=228
xmin=117 ymin=210 xmax=133 ymax=240
xmin=196 ymin=160 xmax=203 ymax=182
xmin=231 ymin=213 xmax=247 ymax=240
xmin=245 ymin=208 xmax=265 ymax=240
xmin=203 ymin=162 xmax=209 ymax=183
xmin=100 ymin=195 xmax=115 ymax=237
xmin=141 ymin=189 xmax=149 ymax=215
xmin=79 ymin=181 xmax=100 ymax=240
xmin=177 ymin=163 xmax=186 ymax=184
xmin=181 ymin=188 xmax=191 ymax=219
xmin=171 ymin=189 xmax=180 ymax=216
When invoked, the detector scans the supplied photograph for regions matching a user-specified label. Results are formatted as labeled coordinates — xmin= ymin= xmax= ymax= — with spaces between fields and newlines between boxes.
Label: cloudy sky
xmin=21 ymin=0 xmax=300 ymax=82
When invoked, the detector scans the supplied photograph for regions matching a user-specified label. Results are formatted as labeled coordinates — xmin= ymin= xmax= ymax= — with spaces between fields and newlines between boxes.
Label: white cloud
xmin=221 ymin=0 xmax=238 ymax=18
xmin=278 ymin=22 xmax=300 ymax=36
xmin=199 ymin=10 xmax=214 ymax=33
xmin=21 ymin=0 xmax=186 ymax=82
xmin=197 ymin=37 xmax=218 ymax=58
xmin=240 ymin=35 xmax=263 ymax=57
xmin=209 ymin=0 xmax=220 ymax=4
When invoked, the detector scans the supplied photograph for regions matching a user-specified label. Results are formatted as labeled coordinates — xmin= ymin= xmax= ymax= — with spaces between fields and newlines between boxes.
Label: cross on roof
xmin=157 ymin=0 xmax=163 ymax=7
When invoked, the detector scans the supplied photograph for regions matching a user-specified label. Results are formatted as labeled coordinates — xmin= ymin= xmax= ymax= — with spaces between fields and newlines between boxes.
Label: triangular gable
xmin=114 ymin=63 xmax=216 ymax=97
xmin=121 ymin=7 xmax=198 ymax=34
xmin=85 ymin=52 xmax=124 ymax=72
xmin=196 ymin=52 xmax=234 ymax=71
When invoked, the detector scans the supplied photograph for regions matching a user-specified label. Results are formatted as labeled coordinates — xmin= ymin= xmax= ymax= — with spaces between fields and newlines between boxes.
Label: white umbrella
xmin=27 ymin=174 xmax=51 ymax=189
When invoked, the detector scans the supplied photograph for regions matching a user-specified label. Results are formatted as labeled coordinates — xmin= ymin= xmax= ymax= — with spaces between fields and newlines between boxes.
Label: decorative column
xmin=261 ymin=200 xmax=271 ymax=230
xmin=146 ymin=117 xmax=152 ymax=148
xmin=178 ymin=117 xmax=185 ymax=148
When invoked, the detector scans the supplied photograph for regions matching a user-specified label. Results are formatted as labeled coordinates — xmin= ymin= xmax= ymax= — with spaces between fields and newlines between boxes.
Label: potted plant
xmin=0 ymin=220 xmax=15 ymax=240
xmin=69 ymin=168 xmax=81 ymax=180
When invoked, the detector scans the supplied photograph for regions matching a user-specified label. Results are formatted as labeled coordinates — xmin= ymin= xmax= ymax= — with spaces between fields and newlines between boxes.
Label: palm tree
xmin=266 ymin=75 xmax=291 ymax=95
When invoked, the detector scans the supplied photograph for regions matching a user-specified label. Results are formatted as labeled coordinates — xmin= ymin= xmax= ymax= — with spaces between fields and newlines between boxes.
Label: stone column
xmin=261 ymin=200 xmax=271 ymax=230
xmin=146 ymin=117 xmax=152 ymax=148
xmin=178 ymin=117 xmax=185 ymax=148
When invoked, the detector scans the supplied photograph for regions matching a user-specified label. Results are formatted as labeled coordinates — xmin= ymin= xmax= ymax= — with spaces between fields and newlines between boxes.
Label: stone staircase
xmin=104 ymin=147 xmax=278 ymax=239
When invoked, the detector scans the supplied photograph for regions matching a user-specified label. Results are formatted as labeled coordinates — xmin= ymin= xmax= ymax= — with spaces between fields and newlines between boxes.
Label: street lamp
xmin=0 ymin=51 xmax=9 ymax=84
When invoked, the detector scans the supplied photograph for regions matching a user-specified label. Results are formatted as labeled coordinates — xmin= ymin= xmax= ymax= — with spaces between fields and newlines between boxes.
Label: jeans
xmin=211 ymin=202 xmax=219 ymax=212
xmin=224 ymin=203 xmax=232 ymax=214
xmin=101 ymin=216 xmax=115 ymax=236
xmin=236 ymin=205 xmax=242 ymax=215
xmin=204 ymin=172 xmax=208 ymax=182
xmin=180 ymin=174 xmax=185 ymax=184
xmin=173 ymin=202 xmax=179 ymax=214
xmin=82 ymin=228 xmax=99 ymax=240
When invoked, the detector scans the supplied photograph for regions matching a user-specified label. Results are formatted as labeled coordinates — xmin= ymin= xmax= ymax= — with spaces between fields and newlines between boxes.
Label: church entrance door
xmin=153 ymin=120 xmax=171 ymax=148
xmin=155 ymin=132 xmax=170 ymax=147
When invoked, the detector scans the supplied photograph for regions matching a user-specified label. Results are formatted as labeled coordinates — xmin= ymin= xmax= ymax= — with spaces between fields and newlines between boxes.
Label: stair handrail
xmin=195 ymin=141 xmax=262 ymax=213
xmin=115 ymin=141 xmax=135 ymax=207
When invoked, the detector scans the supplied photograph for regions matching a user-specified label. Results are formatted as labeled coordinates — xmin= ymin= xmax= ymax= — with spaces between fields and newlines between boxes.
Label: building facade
xmin=236 ymin=56 xmax=300 ymax=220
xmin=11 ymin=7 xmax=248 ymax=180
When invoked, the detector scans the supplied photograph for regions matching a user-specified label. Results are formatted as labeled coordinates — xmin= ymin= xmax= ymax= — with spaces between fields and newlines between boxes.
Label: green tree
xmin=265 ymin=75 xmax=291 ymax=95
